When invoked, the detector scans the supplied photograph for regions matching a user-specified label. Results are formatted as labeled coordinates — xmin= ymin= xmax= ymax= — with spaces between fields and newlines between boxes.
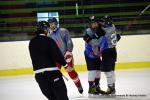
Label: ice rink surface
xmin=0 ymin=68 xmax=150 ymax=100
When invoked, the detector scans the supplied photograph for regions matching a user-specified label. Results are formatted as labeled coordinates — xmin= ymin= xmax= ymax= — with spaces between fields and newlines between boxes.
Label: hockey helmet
xmin=36 ymin=21 xmax=49 ymax=34
xmin=88 ymin=16 xmax=99 ymax=23
xmin=48 ymin=17 xmax=58 ymax=24
xmin=100 ymin=15 xmax=113 ymax=26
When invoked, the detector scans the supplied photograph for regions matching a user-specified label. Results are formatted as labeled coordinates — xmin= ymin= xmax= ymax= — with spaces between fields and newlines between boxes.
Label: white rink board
xmin=0 ymin=35 xmax=150 ymax=69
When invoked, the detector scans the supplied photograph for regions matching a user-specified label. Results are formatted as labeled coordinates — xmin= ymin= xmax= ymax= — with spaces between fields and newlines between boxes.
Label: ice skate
xmin=78 ymin=86 xmax=83 ymax=94
xmin=105 ymin=84 xmax=116 ymax=95
xmin=95 ymin=85 xmax=107 ymax=95
xmin=88 ymin=86 xmax=99 ymax=98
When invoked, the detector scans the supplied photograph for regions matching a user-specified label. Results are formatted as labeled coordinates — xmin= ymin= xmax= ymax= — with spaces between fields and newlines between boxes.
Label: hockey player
xmin=99 ymin=15 xmax=121 ymax=95
xmin=83 ymin=16 xmax=106 ymax=97
xmin=47 ymin=17 xmax=83 ymax=94
xmin=29 ymin=21 xmax=69 ymax=100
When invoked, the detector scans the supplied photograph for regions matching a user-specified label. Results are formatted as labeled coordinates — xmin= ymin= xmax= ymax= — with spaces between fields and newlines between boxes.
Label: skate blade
xmin=100 ymin=93 xmax=116 ymax=98
xmin=88 ymin=93 xmax=100 ymax=98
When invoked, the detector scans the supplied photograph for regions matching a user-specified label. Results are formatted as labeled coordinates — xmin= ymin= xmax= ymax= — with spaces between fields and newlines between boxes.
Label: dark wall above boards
xmin=0 ymin=0 xmax=150 ymax=41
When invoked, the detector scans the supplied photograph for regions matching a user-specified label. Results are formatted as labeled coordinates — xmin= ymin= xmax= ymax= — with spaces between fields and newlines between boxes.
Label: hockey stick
xmin=139 ymin=3 xmax=150 ymax=16
xmin=119 ymin=3 xmax=150 ymax=34
xmin=62 ymin=74 xmax=69 ymax=81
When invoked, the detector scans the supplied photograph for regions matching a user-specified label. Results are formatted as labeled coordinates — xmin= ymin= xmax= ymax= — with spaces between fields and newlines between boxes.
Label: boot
xmin=88 ymin=86 xmax=99 ymax=98
xmin=106 ymin=84 xmax=116 ymax=95
xmin=78 ymin=86 xmax=83 ymax=94
xmin=95 ymin=85 xmax=107 ymax=95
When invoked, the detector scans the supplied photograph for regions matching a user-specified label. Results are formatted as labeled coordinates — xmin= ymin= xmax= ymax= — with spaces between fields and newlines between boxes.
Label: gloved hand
xmin=64 ymin=51 xmax=74 ymax=72
xmin=64 ymin=51 xmax=74 ymax=67
xmin=64 ymin=51 xmax=73 ymax=60
xmin=64 ymin=64 xmax=74 ymax=72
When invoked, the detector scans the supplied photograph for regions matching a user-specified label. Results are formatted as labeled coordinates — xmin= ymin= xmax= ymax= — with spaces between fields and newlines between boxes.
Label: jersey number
xmin=111 ymin=33 xmax=117 ymax=46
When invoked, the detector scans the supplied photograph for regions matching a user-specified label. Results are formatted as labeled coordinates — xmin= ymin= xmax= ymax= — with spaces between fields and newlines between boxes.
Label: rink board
xmin=0 ymin=61 xmax=150 ymax=76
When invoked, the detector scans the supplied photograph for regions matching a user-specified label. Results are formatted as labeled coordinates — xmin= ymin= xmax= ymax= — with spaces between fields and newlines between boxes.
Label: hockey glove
xmin=64 ymin=51 xmax=74 ymax=67
xmin=64 ymin=65 xmax=74 ymax=72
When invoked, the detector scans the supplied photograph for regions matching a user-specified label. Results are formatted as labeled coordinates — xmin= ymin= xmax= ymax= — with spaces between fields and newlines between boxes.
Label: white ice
xmin=0 ymin=69 xmax=150 ymax=100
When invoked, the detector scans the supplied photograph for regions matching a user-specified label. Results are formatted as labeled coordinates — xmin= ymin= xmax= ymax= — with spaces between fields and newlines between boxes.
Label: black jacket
xmin=29 ymin=35 xmax=67 ymax=71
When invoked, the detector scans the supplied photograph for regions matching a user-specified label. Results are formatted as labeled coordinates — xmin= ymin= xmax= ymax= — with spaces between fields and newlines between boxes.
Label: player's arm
xmin=62 ymin=28 xmax=73 ymax=52
xmin=48 ymin=38 xmax=67 ymax=66
xmin=62 ymin=29 xmax=75 ymax=70
xmin=83 ymin=30 xmax=93 ymax=43
xmin=49 ymin=38 xmax=73 ymax=71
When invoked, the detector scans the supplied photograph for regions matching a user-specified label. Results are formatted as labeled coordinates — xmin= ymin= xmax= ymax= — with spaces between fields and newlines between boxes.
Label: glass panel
xmin=48 ymin=12 xmax=59 ymax=17
xmin=37 ymin=13 xmax=48 ymax=18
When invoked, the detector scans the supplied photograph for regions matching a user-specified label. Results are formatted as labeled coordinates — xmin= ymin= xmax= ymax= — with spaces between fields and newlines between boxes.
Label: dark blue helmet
xmin=36 ymin=21 xmax=49 ymax=35
xmin=88 ymin=16 xmax=99 ymax=23
xmin=48 ymin=17 xmax=58 ymax=23
xmin=100 ymin=15 xmax=113 ymax=26
xmin=37 ymin=21 xmax=49 ymax=30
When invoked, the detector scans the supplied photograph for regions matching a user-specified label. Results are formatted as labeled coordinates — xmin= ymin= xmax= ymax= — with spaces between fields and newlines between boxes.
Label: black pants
xmin=101 ymin=47 xmax=117 ymax=72
xmin=84 ymin=52 xmax=101 ymax=71
xmin=35 ymin=71 xmax=69 ymax=100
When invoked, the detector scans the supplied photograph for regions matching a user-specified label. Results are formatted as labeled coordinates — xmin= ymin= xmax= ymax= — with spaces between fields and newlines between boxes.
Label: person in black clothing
xmin=29 ymin=21 xmax=69 ymax=100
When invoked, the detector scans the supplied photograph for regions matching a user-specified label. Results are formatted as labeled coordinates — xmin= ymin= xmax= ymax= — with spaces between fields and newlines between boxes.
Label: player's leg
xmin=53 ymin=77 xmax=69 ymax=100
xmin=66 ymin=57 xmax=83 ymax=94
xmin=57 ymin=52 xmax=83 ymax=94
xmin=95 ymin=70 xmax=100 ymax=88
xmin=94 ymin=58 xmax=106 ymax=95
xmin=104 ymin=71 xmax=116 ymax=94
xmin=95 ymin=71 xmax=107 ymax=95
xmin=85 ymin=55 xmax=100 ymax=97
xmin=106 ymin=48 xmax=117 ymax=94
xmin=101 ymin=48 xmax=117 ymax=95
xmin=94 ymin=58 xmax=101 ymax=87
xmin=35 ymin=73 xmax=56 ymax=100
xmin=67 ymin=69 xmax=83 ymax=94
